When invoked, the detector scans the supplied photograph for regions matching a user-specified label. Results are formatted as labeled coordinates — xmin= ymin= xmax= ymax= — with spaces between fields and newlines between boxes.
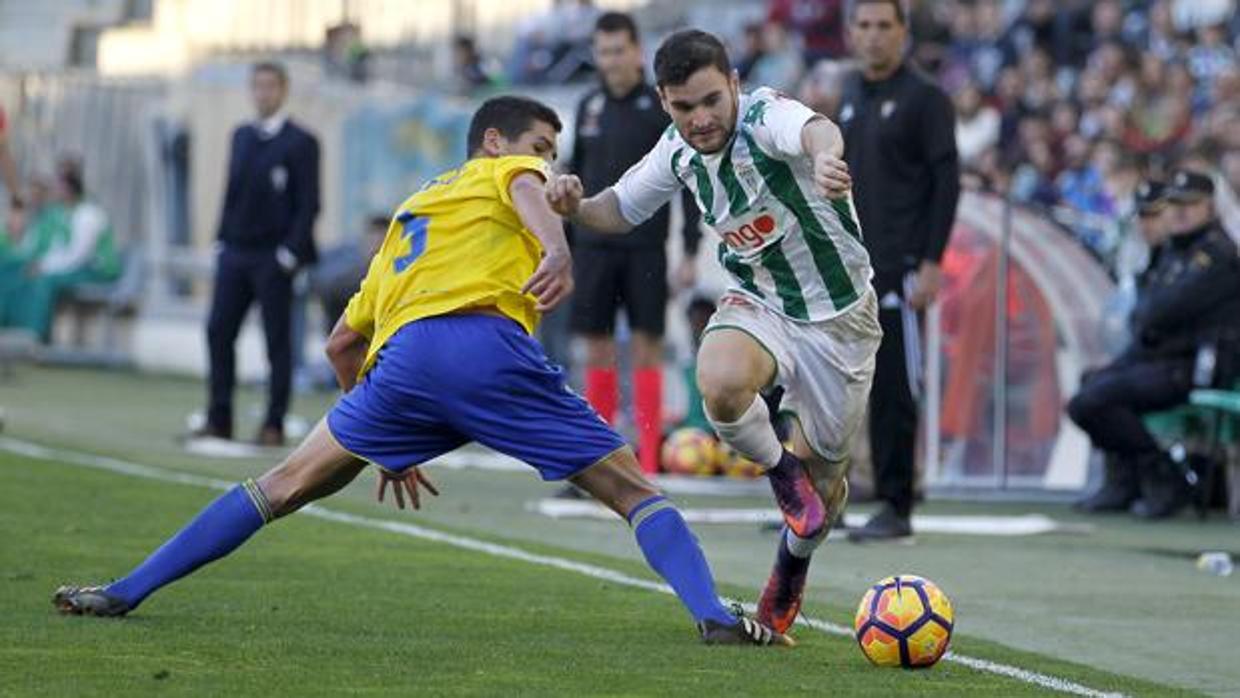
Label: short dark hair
xmin=847 ymin=0 xmax=907 ymax=25
xmin=594 ymin=11 xmax=639 ymax=43
xmin=367 ymin=214 xmax=390 ymax=231
xmin=654 ymin=30 xmax=731 ymax=88
xmin=252 ymin=61 xmax=288 ymax=85
xmin=466 ymin=95 xmax=562 ymax=157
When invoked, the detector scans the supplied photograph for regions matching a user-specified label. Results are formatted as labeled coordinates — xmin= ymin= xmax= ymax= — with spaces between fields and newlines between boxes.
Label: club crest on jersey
xmin=720 ymin=213 xmax=779 ymax=251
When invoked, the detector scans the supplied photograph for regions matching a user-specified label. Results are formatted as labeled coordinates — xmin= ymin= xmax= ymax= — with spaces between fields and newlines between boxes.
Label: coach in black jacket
xmin=200 ymin=61 xmax=320 ymax=446
xmin=838 ymin=0 xmax=960 ymax=541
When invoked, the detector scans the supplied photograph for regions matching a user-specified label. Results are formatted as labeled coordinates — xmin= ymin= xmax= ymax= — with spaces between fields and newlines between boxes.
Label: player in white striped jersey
xmin=547 ymin=29 xmax=881 ymax=637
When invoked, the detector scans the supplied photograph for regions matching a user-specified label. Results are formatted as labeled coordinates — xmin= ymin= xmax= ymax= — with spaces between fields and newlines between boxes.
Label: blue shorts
xmin=327 ymin=314 xmax=625 ymax=480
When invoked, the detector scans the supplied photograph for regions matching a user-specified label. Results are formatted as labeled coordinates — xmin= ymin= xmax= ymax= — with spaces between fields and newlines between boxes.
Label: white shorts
xmin=705 ymin=289 xmax=881 ymax=468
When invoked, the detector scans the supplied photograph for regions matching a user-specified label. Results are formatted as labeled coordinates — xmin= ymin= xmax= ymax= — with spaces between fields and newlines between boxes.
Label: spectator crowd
xmin=737 ymin=0 xmax=1239 ymax=274
xmin=456 ymin=0 xmax=1239 ymax=277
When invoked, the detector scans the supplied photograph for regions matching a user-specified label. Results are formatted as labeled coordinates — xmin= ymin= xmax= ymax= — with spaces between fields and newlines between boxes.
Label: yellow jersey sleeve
xmin=492 ymin=156 xmax=552 ymax=207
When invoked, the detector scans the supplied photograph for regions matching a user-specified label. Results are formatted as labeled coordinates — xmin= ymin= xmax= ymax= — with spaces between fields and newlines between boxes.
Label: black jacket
xmin=1127 ymin=221 xmax=1240 ymax=371
xmin=217 ymin=119 xmax=321 ymax=265
xmin=836 ymin=63 xmax=960 ymax=293
xmin=570 ymin=81 xmax=700 ymax=253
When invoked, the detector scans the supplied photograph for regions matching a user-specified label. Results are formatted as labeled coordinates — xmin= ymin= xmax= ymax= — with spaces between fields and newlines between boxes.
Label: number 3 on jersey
xmin=393 ymin=213 xmax=429 ymax=273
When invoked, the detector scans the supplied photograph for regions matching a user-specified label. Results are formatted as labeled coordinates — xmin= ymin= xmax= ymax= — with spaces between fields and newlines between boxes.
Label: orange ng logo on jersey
xmin=720 ymin=213 xmax=779 ymax=251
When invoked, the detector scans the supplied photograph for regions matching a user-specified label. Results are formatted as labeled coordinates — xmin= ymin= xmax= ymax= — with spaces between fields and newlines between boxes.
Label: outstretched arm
xmin=511 ymin=171 xmax=575 ymax=311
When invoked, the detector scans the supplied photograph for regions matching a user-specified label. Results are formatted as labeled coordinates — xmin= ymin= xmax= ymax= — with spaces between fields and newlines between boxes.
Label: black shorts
xmin=570 ymin=244 xmax=668 ymax=337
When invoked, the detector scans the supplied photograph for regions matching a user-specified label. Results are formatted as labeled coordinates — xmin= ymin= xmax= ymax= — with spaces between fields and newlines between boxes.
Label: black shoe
xmin=847 ymin=506 xmax=913 ymax=543
xmin=1131 ymin=453 xmax=1191 ymax=520
xmin=53 ymin=585 xmax=130 ymax=617
xmin=1073 ymin=455 xmax=1139 ymax=513
xmin=699 ymin=611 xmax=794 ymax=647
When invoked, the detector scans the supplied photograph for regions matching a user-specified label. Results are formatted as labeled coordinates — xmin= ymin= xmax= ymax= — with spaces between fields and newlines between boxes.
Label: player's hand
xmin=908 ymin=260 xmax=942 ymax=311
xmin=375 ymin=467 xmax=439 ymax=511
xmin=812 ymin=152 xmax=852 ymax=199
xmin=545 ymin=174 xmax=584 ymax=218
xmin=522 ymin=249 xmax=574 ymax=312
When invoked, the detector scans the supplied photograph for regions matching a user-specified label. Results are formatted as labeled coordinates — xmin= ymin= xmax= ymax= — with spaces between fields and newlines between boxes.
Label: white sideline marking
xmin=534 ymin=499 xmax=1090 ymax=536
xmin=181 ymin=438 xmax=773 ymax=497
xmin=1 ymin=437 xmax=1123 ymax=698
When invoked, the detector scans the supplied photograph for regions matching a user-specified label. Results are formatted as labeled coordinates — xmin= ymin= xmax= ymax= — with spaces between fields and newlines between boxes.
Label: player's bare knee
xmin=698 ymin=365 xmax=756 ymax=422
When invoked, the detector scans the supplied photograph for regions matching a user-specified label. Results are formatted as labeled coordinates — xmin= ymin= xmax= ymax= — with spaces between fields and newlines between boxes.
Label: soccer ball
xmin=717 ymin=444 xmax=763 ymax=479
xmin=661 ymin=427 xmax=720 ymax=476
xmin=854 ymin=575 xmax=954 ymax=668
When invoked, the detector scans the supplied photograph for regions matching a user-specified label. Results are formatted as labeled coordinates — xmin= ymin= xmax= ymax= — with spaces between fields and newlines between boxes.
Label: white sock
xmin=707 ymin=395 xmax=784 ymax=469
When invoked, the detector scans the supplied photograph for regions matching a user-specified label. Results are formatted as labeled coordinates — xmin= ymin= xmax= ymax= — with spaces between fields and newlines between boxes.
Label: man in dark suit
xmin=199 ymin=61 xmax=320 ymax=446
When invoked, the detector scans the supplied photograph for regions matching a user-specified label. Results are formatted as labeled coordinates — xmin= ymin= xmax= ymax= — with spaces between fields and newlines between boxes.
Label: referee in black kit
xmin=569 ymin=11 xmax=700 ymax=475
xmin=837 ymin=0 xmax=960 ymax=541
xmin=197 ymin=61 xmax=320 ymax=447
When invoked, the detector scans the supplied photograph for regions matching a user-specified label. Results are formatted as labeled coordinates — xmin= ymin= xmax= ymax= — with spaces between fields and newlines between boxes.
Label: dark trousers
xmin=869 ymin=304 xmax=920 ymax=518
xmin=206 ymin=246 xmax=293 ymax=433
xmin=1066 ymin=358 xmax=1193 ymax=457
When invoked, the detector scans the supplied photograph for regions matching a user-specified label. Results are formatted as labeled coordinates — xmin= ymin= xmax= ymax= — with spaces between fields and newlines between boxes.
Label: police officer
xmin=1067 ymin=170 xmax=1240 ymax=519
xmin=837 ymin=0 xmax=960 ymax=540
xmin=569 ymin=12 xmax=700 ymax=474
xmin=1072 ymin=180 xmax=1174 ymax=513
xmin=199 ymin=62 xmax=320 ymax=447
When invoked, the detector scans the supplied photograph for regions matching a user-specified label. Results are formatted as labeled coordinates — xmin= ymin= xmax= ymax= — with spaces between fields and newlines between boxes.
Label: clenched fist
xmin=545 ymin=173 xmax=584 ymax=217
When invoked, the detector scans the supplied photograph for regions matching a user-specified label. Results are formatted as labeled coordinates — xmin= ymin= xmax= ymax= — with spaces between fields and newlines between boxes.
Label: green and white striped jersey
xmin=612 ymin=87 xmax=872 ymax=322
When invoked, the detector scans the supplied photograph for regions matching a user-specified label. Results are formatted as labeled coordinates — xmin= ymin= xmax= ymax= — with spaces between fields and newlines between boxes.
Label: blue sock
xmin=629 ymin=495 xmax=735 ymax=626
xmin=107 ymin=480 xmax=272 ymax=608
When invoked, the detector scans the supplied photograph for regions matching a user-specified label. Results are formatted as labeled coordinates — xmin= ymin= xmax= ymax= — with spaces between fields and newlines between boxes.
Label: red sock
xmin=634 ymin=367 xmax=663 ymax=475
xmin=585 ymin=367 xmax=619 ymax=425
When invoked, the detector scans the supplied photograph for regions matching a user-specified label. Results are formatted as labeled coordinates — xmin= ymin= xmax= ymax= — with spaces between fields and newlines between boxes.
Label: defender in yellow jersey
xmin=342 ymin=153 xmax=555 ymax=376
xmin=54 ymin=95 xmax=788 ymax=647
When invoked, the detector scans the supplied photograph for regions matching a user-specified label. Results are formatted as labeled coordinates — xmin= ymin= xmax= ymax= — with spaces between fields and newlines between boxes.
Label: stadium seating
xmin=1143 ymin=380 xmax=1240 ymax=519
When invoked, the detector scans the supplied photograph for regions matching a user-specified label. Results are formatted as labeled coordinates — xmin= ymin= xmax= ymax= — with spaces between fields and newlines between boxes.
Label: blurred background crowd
xmin=457 ymin=0 xmax=1240 ymax=277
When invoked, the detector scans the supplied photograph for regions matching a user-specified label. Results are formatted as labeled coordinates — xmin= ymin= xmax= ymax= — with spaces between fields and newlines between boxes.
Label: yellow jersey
xmin=344 ymin=155 xmax=552 ymax=376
